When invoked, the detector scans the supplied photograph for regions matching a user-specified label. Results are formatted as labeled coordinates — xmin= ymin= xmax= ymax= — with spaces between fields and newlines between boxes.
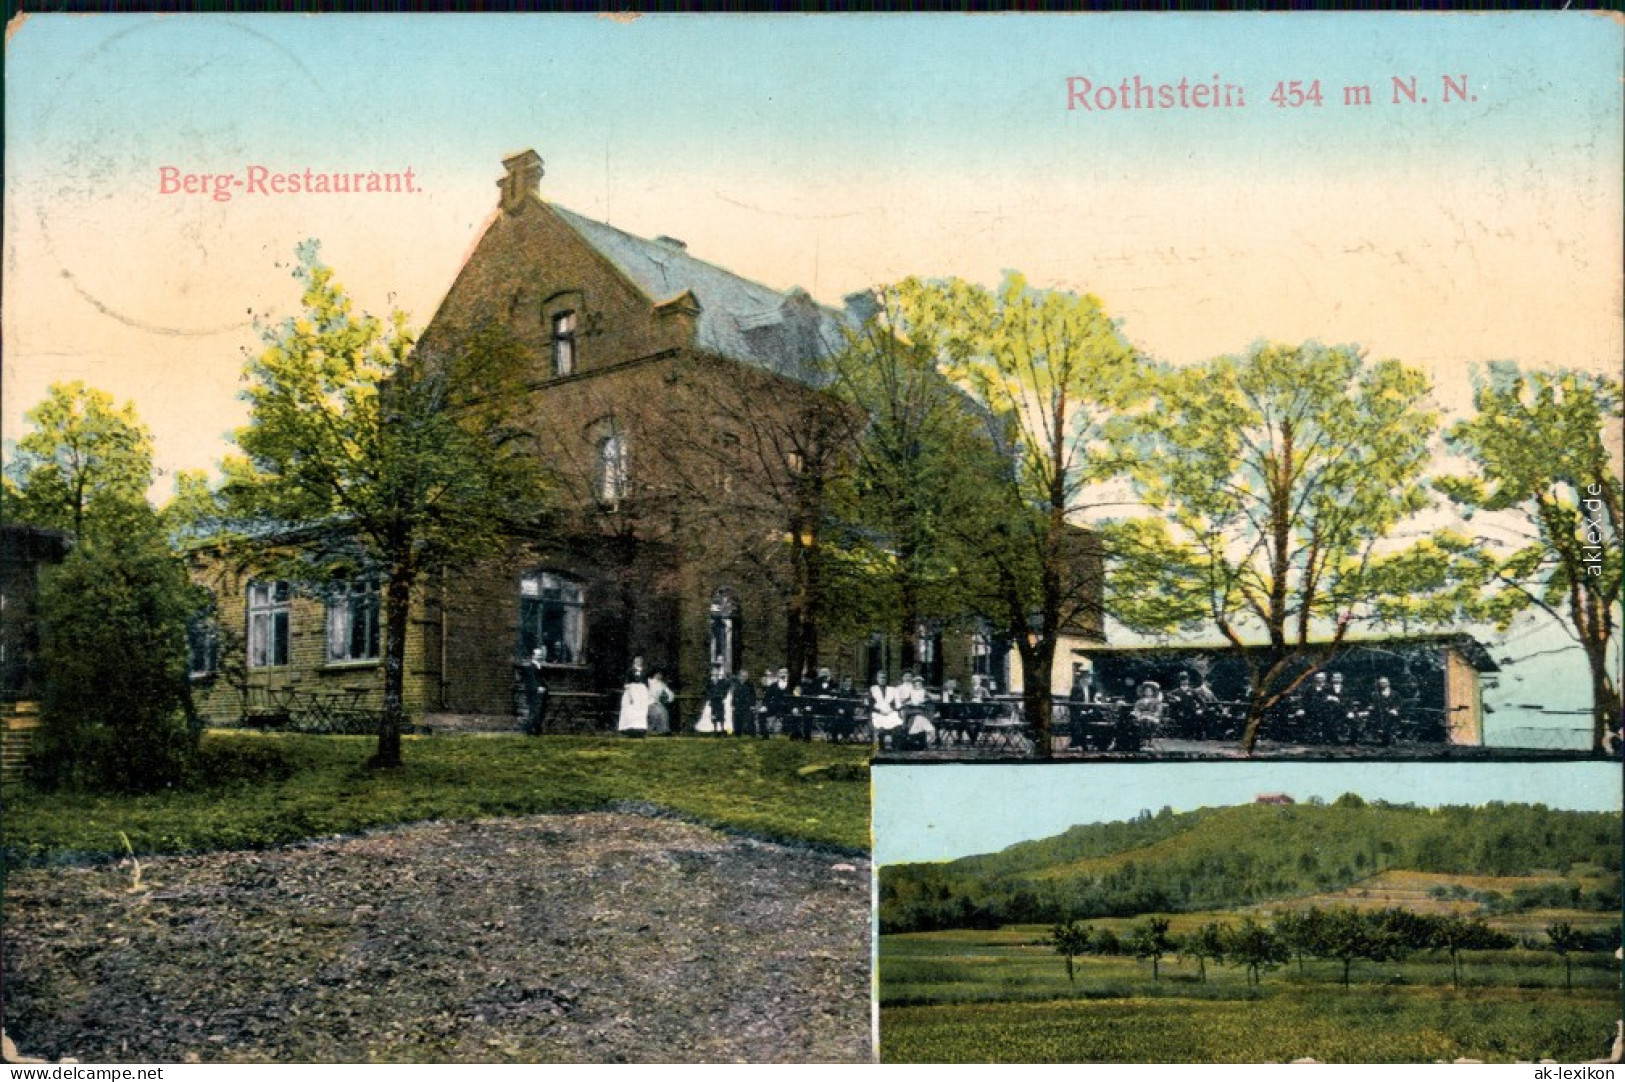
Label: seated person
xmin=763 ymin=667 xmax=796 ymax=738
xmin=1131 ymin=681 xmax=1165 ymax=731
xmin=868 ymin=672 xmax=905 ymax=748
xmin=899 ymin=673 xmax=937 ymax=749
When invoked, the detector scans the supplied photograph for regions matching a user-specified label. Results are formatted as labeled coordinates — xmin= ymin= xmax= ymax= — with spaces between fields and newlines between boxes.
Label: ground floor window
xmin=326 ymin=580 xmax=381 ymax=663
xmin=187 ymin=614 xmax=220 ymax=678
xmin=247 ymin=581 xmax=291 ymax=668
xmin=520 ymin=571 xmax=585 ymax=665
xmin=971 ymin=623 xmax=1010 ymax=694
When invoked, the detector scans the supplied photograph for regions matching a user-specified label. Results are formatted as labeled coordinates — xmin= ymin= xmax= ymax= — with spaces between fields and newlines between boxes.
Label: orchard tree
xmin=890 ymin=274 xmax=1146 ymax=756
xmin=1050 ymin=919 xmax=1093 ymax=985
xmin=1315 ymin=907 xmax=1410 ymax=988
xmin=1440 ymin=364 xmax=1622 ymax=752
xmin=1224 ymin=917 xmax=1288 ymax=986
xmin=224 ymin=242 xmax=553 ymax=769
xmin=1431 ymin=914 xmax=1512 ymax=990
xmin=5 ymin=381 xmax=155 ymax=538
xmin=1273 ymin=906 xmax=1330 ymax=975
xmin=1126 ymin=342 xmax=1472 ymax=752
xmin=1183 ymin=921 xmax=1227 ymax=983
xmin=1128 ymin=915 xmax=1175 ymax=981
xmin=1546 ymin=921 xmax=1584 ymax=991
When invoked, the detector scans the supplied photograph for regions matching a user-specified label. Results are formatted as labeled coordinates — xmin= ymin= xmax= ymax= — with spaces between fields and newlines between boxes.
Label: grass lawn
xmin=881 ymin=988 xmax=1620 ymax=1063
xmin=880 ymin=924 xmax=1622 ymax=1062
xmin=2 ymin=731 xmax=871 ymax=864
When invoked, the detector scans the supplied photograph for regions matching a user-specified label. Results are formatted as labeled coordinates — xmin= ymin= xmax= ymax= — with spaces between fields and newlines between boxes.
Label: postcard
xmin=3 ymin=11 xmax=1619 ymax=1069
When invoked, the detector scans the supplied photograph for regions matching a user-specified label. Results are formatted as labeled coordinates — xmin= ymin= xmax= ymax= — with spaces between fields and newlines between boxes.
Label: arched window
xmin=520 ymin=571 xmax=586 ymax=666
xmin=551 ymin=310 xmax=577 ymax=377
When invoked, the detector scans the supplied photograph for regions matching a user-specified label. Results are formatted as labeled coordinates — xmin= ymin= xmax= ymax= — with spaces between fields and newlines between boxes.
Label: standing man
xmin=731 ymin=667 xmax=760 ymax=737
xmin=518 ymin=646 xmax=549 ymax=736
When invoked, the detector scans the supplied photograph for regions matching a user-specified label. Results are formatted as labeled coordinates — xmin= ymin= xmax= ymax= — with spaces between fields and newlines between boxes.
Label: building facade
xmin=191 ymin=151 xmax=1104 ymax=731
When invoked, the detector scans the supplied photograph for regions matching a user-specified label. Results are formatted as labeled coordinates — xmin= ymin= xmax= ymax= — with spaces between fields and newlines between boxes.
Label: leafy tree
xmin=161 ymin=468 xmax=226 ymax=545
xmin=1432 ymin=914 xmax=1513 ymax=989
xmin=1439 ymin=363 xmax=1623 ymax=752
xmin=648 ymin=351 xmax=865 ymax=684
xmin=5 ymin=381 xmax=155 ymax=538
xmin=1125 ymin=342 xmax=1468 ymax=751
xmin=1316 ymin=907 xmax=1410 ymax=988
xmin=1128 ymin=915 xmax=1175 ymax=981
xmin=889 ymin=274 xmax=1146 ymax=756
xmin=1273 ymin=907 xmax=1332 ymax=975
xmin=1182 ymin=921 xmax=1227 ymax=983
xmin=223 ymin=243 xmax=553 ymax=768
xmin=825 ymin=291 xmax=1011 ymax=673
xmin=1050 ymin=919 xmax=1092 ymax=984
xmin=31 ymin=510 xmax=202 ymax=792
xmin=1224 ymin=917 xmax=1288 ymax=986
xmin=1546 ymin=921 xmax=1585 ymax=991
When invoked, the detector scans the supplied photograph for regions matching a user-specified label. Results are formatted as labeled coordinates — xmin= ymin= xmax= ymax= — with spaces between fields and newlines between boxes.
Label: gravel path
xmin=2 ymin=813 xmax=872 ymax=1063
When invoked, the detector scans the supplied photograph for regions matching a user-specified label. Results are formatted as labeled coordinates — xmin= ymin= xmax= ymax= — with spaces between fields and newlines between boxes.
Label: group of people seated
xmin=1073 ymin=667 xmax=1435 ymax=746
xmin=689 ymin=664 xmax=1007 ymax=748
xmin=1269 ymin=670 xmax=1436 ymax=745
xmin=696 ymin=664 xmax=866 ymax=741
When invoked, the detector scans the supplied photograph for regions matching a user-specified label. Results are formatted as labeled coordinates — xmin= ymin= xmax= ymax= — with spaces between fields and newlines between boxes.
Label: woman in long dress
xmin=646 ymin=669 xmax=674 ymax=735
xmin=618 ymin=656 xmax=651 ymax=737
xmin=900 ymin=674 xmax=937 ymax=748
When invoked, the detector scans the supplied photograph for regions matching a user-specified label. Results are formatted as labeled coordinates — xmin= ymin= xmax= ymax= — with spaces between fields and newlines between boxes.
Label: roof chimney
xmin=843 ymin=289 xmax=881 ymax=326
xmin=499 ymin=150 xmax=544 ymax=214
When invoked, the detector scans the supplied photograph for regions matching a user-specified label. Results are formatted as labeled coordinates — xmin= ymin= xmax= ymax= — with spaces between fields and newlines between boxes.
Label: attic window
xmin=552 ymin=311 xmax=577 ymax=377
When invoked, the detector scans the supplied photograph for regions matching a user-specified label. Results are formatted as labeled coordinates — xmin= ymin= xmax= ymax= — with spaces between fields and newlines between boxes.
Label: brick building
xmin=191 ymin=151 xmax=1103 ymax=731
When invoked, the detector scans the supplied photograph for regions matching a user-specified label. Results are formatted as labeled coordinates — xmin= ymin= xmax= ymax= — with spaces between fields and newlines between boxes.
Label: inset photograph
xmin=875 ymin=762 xmax=1622 ymax=1064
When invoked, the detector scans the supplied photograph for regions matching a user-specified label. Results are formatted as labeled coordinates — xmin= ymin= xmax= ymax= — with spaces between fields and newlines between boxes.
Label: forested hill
xmin=879 ymin=798 xmax=1622 ymax=933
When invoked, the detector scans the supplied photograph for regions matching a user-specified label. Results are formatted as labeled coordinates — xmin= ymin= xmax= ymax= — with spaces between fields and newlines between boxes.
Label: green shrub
xmin=182 ymin=738 xmax=296 ymax=788
xmin=30 ymin=521 xmax=202 ymax=793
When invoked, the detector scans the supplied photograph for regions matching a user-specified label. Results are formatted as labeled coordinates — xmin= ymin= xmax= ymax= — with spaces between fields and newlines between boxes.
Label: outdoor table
xmin=269 ymin=687 xmax=369 ymax=732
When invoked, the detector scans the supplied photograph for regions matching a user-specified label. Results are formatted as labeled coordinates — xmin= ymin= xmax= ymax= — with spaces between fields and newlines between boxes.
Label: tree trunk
xmin=1585 ymin=644 xmax=1622 ymax=753
xmin=1240 ymin=700 xmax=1268 ymax=754
xmin=369 ymin=569 xmax=414 ymax=770
xmin=898 ymin=547 xmax=920 ymax=676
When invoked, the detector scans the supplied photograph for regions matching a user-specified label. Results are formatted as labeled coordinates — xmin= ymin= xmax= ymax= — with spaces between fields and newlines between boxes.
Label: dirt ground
xmin=2 ymin=812 xmax=872 ymax=1064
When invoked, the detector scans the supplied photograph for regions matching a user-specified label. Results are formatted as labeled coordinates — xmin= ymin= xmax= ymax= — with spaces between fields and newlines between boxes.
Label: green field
xmin=880 ymin=923 xmax=1622 ymax=1062
xmin=2 ymin=731 xmax=872 ymax=862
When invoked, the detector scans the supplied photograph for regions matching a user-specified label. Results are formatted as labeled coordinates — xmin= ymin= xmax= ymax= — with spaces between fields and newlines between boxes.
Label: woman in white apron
xmin=618 ymin=656 xmax=651 ymax=736
xmin=869 ymin=672 xmax=904 ymax=748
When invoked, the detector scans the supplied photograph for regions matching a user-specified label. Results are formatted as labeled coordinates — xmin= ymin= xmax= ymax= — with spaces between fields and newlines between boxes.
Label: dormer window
xmin=552 ymin=310 xmax=577 ymax=377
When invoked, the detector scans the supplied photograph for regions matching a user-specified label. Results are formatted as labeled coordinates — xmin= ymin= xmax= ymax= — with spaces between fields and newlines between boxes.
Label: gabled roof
xmin=549 ymin=205 xmax=853 ymax=384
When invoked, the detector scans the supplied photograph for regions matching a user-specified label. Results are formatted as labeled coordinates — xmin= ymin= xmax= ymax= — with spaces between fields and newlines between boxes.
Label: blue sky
xmin=8 ymin=14 xmax=1616 ymax=179
xmin=874 ymin=760 xmax=1625 ymax=865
